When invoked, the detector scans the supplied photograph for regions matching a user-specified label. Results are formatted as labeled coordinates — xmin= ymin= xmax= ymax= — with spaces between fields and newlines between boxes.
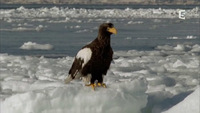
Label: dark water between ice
xmin=0 ymin=4 xmax=199 ymax=57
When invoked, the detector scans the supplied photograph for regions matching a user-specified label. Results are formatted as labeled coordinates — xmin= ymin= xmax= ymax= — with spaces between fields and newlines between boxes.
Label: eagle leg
xmin=85 ymin=83 xmax=96 ymax=90
xmin=97 ymin=83 xmax=107 ymax=88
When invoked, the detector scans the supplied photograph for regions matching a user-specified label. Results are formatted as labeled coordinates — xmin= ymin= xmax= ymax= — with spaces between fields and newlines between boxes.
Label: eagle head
xmin=98 ymin=23 xmax=117 ymax=36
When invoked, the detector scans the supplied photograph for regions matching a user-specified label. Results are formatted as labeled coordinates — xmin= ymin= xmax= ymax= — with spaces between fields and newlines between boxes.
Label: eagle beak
xmin=107 ymin=27 xmax=117 ymax=34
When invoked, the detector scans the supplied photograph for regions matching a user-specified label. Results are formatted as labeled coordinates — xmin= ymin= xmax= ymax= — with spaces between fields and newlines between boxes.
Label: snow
xmin=191 ymin=44 xmax=200 ymax=52
xmin=20 ymin=42 xmax=54 ymax=50
xmin=0 ymin=44 xmax=199 ymax=113
xmin=162 ymin=86 xmax=200 ymax=113
xmin=0 ymin=54 xmax=147 ymax=113
xmin=1 ymin=78 xmax=147 ymax=113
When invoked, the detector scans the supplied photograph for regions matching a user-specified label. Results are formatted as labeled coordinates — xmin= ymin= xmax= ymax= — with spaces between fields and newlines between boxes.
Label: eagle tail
xmin=65 ymin=73 xmax=82 ymax=84
xmin=65 ymin=75 xmax=73 ymax=84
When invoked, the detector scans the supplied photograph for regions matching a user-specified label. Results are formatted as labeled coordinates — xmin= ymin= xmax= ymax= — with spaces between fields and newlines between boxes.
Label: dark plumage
xmin=65 ymin=23 xmax=117 ymax=90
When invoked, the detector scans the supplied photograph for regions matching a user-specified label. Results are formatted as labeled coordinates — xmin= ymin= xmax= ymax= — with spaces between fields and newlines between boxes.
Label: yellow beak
xmin=107 ymin=27 xmax=117 ymax=34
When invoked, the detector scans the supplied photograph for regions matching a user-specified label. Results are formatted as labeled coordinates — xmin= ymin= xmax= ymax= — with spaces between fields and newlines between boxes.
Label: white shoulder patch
xmin=76 ymin=48 xmax=92 ymax=67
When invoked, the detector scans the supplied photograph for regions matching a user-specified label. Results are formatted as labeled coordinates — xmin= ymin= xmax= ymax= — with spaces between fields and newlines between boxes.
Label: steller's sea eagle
xmin=65 ymin=23 xmax=117 ymax=90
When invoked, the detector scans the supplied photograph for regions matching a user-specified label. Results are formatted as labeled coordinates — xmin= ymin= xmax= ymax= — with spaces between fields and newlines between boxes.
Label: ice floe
xmin=20 ymin=42 xmax=53 ymax=50
xmin=0 ymin=44 xmax=199 ymax=113
xmin=162 ymin=86 xmax=200 ymax=113
xmin=0 ymin=25 xmax=46 ymax=32
xmin=167 ymin=35 xmax=197 ymax=40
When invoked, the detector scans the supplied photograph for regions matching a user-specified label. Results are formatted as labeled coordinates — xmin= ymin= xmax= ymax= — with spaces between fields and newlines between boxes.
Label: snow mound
xmin=1 ymin=78 xmax=147 ymax=113
xmin=0 ymin=54 xmax=148 ymax=113
xmin=20 ymin=42 xmax=53 ymax=50
xmin=191 ymin=44 xmax=200 ymax=52
xmin=162 ymin=86 xmax=200 ymax=113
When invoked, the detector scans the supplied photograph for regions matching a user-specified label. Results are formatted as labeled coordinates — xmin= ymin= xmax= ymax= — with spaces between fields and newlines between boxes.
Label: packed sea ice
xmin=0 ymin=6 xmax=199 ymax=24
xmin=0 ymin=44 xmax=199 ymax=113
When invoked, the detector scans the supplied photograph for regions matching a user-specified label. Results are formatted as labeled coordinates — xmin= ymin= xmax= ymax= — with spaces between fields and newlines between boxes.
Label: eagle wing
xmin=65 ymin=48 xmax=92 ymax=83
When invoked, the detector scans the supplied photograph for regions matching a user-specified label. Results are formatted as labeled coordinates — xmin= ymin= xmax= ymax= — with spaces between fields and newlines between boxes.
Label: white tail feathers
xmin=65 ymin=74 xmax=82 ymax=84
xmin=65 ymin=75 xmax=73 ymax=84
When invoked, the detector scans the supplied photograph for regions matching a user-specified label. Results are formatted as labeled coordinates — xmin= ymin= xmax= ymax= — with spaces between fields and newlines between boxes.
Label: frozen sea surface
xmin=0 ymin=44 xmax=200 ymax=113
xmin=0 ymin=4 xmax=200 ymax=113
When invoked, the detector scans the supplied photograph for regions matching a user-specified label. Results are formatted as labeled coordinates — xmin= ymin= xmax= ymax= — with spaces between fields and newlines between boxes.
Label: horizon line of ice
xmin=0 ymin=6 xmax=199 ymax=19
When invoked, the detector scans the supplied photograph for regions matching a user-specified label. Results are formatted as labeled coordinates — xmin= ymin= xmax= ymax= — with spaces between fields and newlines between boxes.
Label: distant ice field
xmin=0 ymin=5 xmax=199 ymax=57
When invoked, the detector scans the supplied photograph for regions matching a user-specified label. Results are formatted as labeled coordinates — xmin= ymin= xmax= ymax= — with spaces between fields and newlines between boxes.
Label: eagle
xmin=65 ymin=23 xmax=117 ymax=90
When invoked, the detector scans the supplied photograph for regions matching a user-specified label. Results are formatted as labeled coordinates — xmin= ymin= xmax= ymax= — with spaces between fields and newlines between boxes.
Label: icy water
xmin=0 ymin=4 xmax=200 ymax=113
xmin=0 ymin=4 xmax=199 ymax=57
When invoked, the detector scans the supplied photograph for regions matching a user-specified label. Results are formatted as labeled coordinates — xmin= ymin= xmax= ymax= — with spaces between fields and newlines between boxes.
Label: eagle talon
xmin=85 ymin=84 xmax=96 ymax=90
xmin=97 ymin=83 xmax=107 ymax=88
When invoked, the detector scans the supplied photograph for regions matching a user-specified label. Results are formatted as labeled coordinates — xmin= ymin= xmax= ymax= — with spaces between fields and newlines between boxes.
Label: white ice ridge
xmin=162 ymin=86 xmax=200 ymax=113
xmin=0 ymin=6 xmax=199 ymax=21
xmin=20 ymin=41 xmax=53 ymax=50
